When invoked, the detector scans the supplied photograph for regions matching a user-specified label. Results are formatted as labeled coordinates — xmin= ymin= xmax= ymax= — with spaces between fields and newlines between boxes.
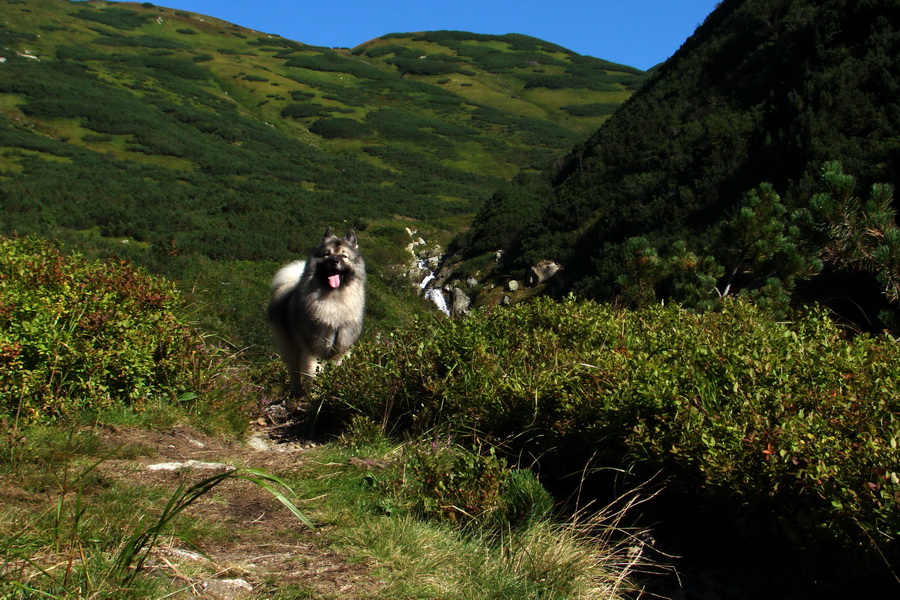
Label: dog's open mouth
xmin=328 ymin=274 xmax=341 ymax=288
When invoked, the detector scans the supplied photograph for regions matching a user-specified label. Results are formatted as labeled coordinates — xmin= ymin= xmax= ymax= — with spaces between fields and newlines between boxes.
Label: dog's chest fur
xmin=299 ymin=277 xmax=364 ymax=329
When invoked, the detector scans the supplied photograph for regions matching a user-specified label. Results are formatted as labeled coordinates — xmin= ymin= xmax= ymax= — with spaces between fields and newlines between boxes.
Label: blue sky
xmin=145 ymin=0 xmax=722 ymax=71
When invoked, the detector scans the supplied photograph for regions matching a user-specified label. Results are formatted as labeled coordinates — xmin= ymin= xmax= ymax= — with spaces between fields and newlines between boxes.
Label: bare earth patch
xmin=95 ymin=423 xmax=384 ymax=599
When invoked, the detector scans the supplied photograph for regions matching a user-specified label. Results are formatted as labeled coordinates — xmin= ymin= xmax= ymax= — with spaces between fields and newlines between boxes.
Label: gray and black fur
xmin=268 ymin=229 xmax=365 ymax=395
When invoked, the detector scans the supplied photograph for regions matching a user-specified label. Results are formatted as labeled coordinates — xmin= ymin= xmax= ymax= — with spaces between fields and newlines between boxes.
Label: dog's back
xmin=270 ymin=260 xmax=307 ymax=303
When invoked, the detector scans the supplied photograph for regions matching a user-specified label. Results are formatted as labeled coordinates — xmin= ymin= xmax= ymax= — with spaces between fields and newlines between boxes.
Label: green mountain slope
xmin=0 ymin=0 xmax=645 ymax=343
xmin=461 ymin=0 xmax=900 ymax=329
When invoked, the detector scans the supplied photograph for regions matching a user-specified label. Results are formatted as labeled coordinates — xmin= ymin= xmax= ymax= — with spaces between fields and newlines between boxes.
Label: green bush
xmin=0 ymin=236 xmax=193 ymax=421
xmin=309 ymin=117 xmax=372 ymax=139
xmin=561 ymin=103 xmax=621 ymax=117
xmin=398 ymin=438 xmax=506 ymax=524
xmin=314 ymin=297 xmax=900 ymax=549
xmin=388 ymin=57 xmax=462 ymax=76
xmin=521 ymin=74 xmax=620 ymax=91
xmin=284 ymin=52 xmax=387 ymax=80
xmin=73 ymin=7 xmax=152 ymax=30
xmin=280 ymin=102 xmax=327 ymax=119
xmin=502 ymin=467 xmax=554 ymax=528
xmin=347 ymin=426 xmax=555 ymax=530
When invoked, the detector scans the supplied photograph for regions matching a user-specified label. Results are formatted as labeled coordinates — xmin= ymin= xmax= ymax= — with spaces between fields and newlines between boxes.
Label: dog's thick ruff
xmin=268 ymin=229 xmax=365 ymax=395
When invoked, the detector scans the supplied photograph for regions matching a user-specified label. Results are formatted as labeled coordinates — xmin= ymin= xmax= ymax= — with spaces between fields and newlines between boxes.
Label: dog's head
xmin=311 ymin=228 xmax=363 ymax=289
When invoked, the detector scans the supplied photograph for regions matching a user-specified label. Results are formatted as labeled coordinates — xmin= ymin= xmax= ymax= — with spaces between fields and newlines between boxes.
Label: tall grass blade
xmin=114 ymin=467 xmax=312 ymax=585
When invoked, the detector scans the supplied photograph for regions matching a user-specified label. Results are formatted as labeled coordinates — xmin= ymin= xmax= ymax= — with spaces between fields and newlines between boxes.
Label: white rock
xmin=200 ymin=578 xmax=253 ymax=600
xmin=146 ymin=460 xmax=233 ymax=471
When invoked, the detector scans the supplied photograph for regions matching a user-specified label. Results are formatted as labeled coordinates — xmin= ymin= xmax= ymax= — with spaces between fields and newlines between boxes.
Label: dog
xmin=268 ymin=229 xmax=365 ymax=395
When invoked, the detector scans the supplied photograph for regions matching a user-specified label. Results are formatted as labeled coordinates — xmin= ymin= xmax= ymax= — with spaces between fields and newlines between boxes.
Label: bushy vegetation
xmin=0 ymin=236 xmax=256 ymax=430
xmin=72 ymin=7 xmax=153 ymax=30
xmin=313 ymin=297 xmax=900 ymax=558
xmin=309 ymin=116 xmax=372 ymax=139
xmin=280 ymin=101 xmax=328 ymax=119
xmin=0 ymin=236 xmax=193 ymax=421
xmin=337 ymin=415 xmax=553 ymax=530
xmin=284 ymin=50 xmax=388 ymax=80
xmin=561 ymin=102 xmax=622 ymax=117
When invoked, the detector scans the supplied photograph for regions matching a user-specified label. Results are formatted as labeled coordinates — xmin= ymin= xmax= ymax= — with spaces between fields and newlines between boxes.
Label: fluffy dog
xmin=268 ymin=229 xmax=365 ymax=395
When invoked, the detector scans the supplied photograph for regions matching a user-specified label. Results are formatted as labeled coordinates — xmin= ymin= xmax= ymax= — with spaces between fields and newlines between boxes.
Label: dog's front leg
xmin=288 ymin=352 xmax=318 ymax=396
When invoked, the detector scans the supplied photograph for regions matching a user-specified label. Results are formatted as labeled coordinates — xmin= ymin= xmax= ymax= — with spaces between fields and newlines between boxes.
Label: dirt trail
xmin=96 ymin=422 xmax=382 ymax=599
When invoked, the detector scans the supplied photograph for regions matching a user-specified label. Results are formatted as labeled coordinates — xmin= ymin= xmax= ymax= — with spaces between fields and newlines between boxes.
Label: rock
xmin=199 ymin=578 xmax=253 ymax=600
xmin=246 ymin=433 xmax=272 ymax=451
xmin=146 ymin=460 xmax=233 ymax=472
xmin=527 ymin=260 xmax=561 ymax=286
xmin=263 ymin=403 xmax=288 ymax=424
xmin=448 ymin=286 xmax=471 ymax=317
xmin=500 ymin=295 xmax=511 ymax=306
xmin=466 ymin=277 xmax=479 ymax=288
xmin=507 ymin=280 xmax=519 ymax=292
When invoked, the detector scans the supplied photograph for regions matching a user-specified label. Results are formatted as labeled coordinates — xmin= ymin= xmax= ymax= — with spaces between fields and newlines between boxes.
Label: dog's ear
xmin=323 ymin=227 xmax=335 ymax=240
xmin=345 ymin=229 xmax=358 ymax=248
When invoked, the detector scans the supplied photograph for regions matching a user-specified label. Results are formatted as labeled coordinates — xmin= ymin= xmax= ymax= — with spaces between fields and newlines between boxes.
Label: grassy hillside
xmin=0 ymin=0 xmax=646 ymax=348
xmin=457 ymin=0 xmax=900 ymax=331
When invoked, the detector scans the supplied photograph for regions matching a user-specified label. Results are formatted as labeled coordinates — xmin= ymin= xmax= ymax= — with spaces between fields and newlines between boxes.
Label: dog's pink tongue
xmin=328 ymin=274 xmax=341 ymax=289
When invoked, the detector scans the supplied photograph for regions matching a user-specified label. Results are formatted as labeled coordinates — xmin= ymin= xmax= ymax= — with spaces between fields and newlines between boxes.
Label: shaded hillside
xmin=461 ymin=0 xmax=900 ymax=328
xmin=0 ymin=0 xmax=645 ymax=344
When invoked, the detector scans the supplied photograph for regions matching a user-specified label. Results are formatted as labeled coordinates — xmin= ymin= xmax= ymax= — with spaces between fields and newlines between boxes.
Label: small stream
xmin=417 ymin=259 xmax=450 ymax=315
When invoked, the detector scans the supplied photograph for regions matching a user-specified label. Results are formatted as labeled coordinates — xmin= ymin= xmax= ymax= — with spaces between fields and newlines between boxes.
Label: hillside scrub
xmin=313 ymin=297 xmax=900 ymax=555
xmin=465 ymin=0 xmax=900 ymax=333
xmin=0 ymin=236 xmax=251 ymax=428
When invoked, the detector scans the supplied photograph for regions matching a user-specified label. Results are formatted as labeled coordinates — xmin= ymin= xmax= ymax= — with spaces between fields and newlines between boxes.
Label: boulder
xmin=448 ymin=286 xmax=471 ymax=317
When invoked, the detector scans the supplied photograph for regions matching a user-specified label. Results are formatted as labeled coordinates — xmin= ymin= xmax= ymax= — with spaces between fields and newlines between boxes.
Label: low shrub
xmin=562 ymin=102 xmax=622 ymax=117
xmin=313 ymin=297 xmax=900 ymax=550
xmin=280 ymin=102 xmax=327 ymax=119
xmin=284 ymin=52 xmax=386 ymax=80
xmin=339 ymin=418 xmax=555 ymax=531
xmin=397 ymin=437 xmax=506 ymax=524
xmin=72 ymin=7 xmax=152 ymax=30
xmin=0 ymin=236 xmax=193 ymax=421
xmin=309 ymin=117 xmax=371 ymax=139
xmin=388 ymin=57 xmax=462 ymax=76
